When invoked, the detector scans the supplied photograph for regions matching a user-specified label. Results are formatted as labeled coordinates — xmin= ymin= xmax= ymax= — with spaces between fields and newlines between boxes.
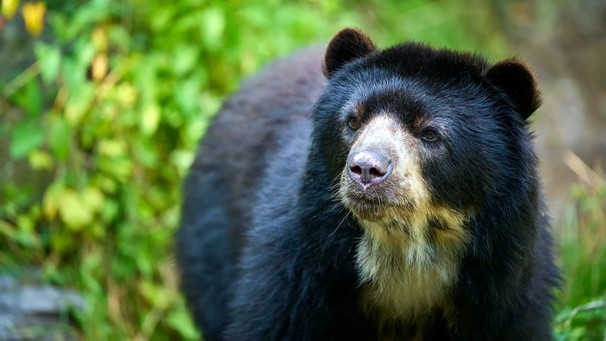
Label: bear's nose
xmin=347 ymin=150 xmax=392 ymax=187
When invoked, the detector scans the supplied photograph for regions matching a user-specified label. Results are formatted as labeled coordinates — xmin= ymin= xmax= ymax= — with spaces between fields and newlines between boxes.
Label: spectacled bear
xmin=177 ymin=28 xmax=560 ymax=340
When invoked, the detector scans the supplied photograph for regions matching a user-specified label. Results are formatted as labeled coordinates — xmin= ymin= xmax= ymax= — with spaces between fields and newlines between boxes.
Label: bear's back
xmin=177 ymin=47 xmax=326 ymax=339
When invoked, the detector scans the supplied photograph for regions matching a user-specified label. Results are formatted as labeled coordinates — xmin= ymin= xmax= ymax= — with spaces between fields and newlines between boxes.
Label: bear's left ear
xmin=485 ymin=59 xmax=542 ymax=120
xmin=323 ymin=28 xmax=376 ymax=79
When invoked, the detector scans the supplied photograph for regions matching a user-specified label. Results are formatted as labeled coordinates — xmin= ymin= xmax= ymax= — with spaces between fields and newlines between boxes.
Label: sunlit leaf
xmin=43 ymin=181 xmax=64 ymax=220
xmin=141 ymin=104 xmax=160 ymax=136
xmin=98 ymin=139 xmax=126 ymax=157
xmin=59 ymin=189 xmax=93 ymax=230
xmin=172 ymin=45 xmax=198 ymax=75
xmin=170 ymin=149 xmax=194 ymax=173
xmin=28 ymin=149 xmax=54 ymax=170
xmin=99 ymin=157 xmax=133 ymax=182
xmin=200 ymin=7 xmax=225 ymax=51
xmin=81 ymin=187 xmax=104 ymax=213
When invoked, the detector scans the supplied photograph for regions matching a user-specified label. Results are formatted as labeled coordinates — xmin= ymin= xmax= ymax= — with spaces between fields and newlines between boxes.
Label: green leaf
xmin=48 ymin=114 xmax=72 ymax=161
xmin=10 ymin=119 xmax=45 ymax=158
xmin=99 ymin=156 xmax=133 ymax=182
xmin=16 ymin=214 xmax=38 ymax=247
xmin=50 ymin=227 xmax=75 ymax=257
xmin=167 ymin=307 xmax=200 ymax=340
xmin=34 ymin=42 xmax=62 ymax=84
xmin=65 ymin=82 xmax=95 ymax=126
xmin=174 ymin=78 xmax=201 ymax=114
xmin=101 ymin=199 xmax=119 ymax=223
xmin=0 ymin=220 xmax=18 ymax=241
xmin=172 ymin=45 xmax=199 ymax=75
xmin=12 ymin=78 xmax=42 ymax=117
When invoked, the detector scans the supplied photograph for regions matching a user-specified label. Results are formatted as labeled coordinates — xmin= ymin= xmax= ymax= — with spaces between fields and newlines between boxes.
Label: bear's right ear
xmin=323 ymin=28 xmax=376 ymax=79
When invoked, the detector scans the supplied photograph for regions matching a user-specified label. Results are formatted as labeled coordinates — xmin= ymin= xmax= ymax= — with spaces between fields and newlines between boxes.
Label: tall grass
xmin=555 ymin=151 xmax=606 ymax=340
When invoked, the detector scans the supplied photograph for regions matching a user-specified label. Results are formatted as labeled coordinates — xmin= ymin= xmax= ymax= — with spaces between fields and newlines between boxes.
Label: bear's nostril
xmin=368 ymin=167 xmax=385 ymax=178
xmin=347 ymin=150 xmax=392 ymax=186
xmin=350 ymin=165 xmax=362 ymax=176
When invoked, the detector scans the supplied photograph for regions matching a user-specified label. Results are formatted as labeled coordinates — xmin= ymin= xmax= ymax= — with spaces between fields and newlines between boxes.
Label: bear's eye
xmin=419 ymin=128 xmax=440 ymax=142
xmin=347 ymin=115 xmax=361 ymax=130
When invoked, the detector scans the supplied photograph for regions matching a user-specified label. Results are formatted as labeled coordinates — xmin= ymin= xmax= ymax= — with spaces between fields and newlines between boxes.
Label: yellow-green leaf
xmin=43 ymin=182 xmax=64 ymax=220
xmin=81 ymin=187 xmax=104 ymax=213
xmin=65 ymin=83 xmax=95 ymax=126
xmin=28 ymin=149 xmax=54 ymax=170
xmin=141 ymin=104 xmax=160 ymax=136
xmin=58 ymin=189 xmax=93 ymax=230
xmin=170 ymin=150 xmax=194 ymax=173
xmin=98 ymin=139 xmax=126 ymax=157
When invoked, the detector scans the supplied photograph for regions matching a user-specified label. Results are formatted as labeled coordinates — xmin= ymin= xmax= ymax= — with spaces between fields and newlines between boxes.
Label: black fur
xmin=177 ymin=29 xmax=559 ymax=340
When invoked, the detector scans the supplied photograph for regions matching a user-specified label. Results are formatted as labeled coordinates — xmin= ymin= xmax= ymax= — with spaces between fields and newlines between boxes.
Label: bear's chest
xmin=354 ymin=217 xmax=467 ymax=325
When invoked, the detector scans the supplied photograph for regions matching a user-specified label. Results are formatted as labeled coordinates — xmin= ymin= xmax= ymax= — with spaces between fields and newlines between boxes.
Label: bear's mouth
xmin=340 ymin=183 xmax=414 ymax=221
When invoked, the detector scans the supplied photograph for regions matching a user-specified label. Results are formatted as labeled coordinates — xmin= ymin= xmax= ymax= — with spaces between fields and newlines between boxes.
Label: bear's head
xmin=314 ymin=28 xmax=540 ymax=227
xmin=312 ymin=30 xmax=541 ymax=294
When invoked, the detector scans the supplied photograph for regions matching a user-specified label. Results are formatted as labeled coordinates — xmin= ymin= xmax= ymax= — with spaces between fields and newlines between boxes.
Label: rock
xmin=0 ymin=273 xmax=85 ymax=341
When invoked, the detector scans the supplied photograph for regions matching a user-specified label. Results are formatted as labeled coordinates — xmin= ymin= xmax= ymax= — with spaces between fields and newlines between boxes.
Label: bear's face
xmin=315 ymin=28 xmax=540 ymax=230
xmin=334 ymin=74 xmax=497 ymax=224
xmin=312 ymin=28 xmax=541 ymax=318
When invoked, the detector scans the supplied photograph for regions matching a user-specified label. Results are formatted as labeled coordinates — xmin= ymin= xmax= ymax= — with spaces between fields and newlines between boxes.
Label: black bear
xmin=177 ymin=28 xmax=559 ymax=340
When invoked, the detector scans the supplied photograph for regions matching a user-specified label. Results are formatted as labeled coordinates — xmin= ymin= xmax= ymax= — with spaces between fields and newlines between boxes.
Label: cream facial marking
xmin=338 ymin=113 xmax=470 ymax=323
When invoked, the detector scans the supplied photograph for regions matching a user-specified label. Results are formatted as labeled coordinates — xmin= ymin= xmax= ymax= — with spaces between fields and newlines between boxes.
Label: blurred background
xmin=0 ymin=0 xmax=604 ymax=339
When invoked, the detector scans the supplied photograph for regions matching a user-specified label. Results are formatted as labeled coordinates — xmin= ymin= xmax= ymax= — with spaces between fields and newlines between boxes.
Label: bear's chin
xmin=339 ymin=176 xmax=415 ymax=222
xmin=342 ymin=193 xmax=415 ymax=223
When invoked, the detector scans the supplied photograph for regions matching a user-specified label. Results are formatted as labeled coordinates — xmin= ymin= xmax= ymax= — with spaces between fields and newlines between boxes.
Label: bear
xmin=177 ymin=28 xmax=560 ymax=340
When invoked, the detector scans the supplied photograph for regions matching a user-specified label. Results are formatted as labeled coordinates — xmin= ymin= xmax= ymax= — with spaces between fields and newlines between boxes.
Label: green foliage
xmin=555 ymin=182 xmax=606 ymax=339
xmin=8 ymin=0 xmax=499 ymax=338
xmin=556 ymin=299 xmax=606 ymax=341
xmin=2 ymin=0 xmax=603 ymax=340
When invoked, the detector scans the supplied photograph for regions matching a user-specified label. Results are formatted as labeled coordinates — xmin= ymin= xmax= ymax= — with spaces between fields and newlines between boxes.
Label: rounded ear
xmin=485 ymin=59 xmax=542 ymax=120
xmin=323 ymin=28 xmax=376 ymax=79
